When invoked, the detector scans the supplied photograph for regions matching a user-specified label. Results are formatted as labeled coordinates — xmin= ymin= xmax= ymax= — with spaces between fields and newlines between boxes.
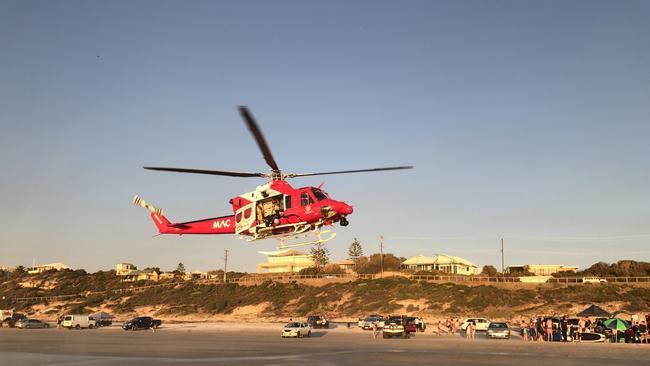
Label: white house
xmin=27 ymin=262 xmax=71 ymax=274
xmin=257 ymin=249 xmax=315 ymax=273
xmin=402 ymin=254 xmax=479 ymax=275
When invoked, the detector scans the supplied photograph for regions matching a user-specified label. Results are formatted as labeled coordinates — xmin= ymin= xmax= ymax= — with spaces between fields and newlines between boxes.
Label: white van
xmin=62 ymin=314 xmax=96 ymax=329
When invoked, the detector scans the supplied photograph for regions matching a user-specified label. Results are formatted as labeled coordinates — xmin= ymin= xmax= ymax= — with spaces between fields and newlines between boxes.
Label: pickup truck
xmin=382 ymin=316 xmax=410 ymax=339
xmin=307 ymin=315 xmax=329 ymax=329
xmin=1 ymin=310 xmax=27 ymax=328
xmin=122 ymin=316 xmax=162 ymax=331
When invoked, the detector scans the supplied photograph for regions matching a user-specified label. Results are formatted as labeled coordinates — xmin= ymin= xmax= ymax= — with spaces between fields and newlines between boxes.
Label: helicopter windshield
xmin=312 ymin=188 xmax=328 ymax=201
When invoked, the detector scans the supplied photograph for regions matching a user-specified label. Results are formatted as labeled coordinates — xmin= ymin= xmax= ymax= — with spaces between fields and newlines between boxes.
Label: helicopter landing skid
xmin=277 ymin=229 xmax=336 ymax=248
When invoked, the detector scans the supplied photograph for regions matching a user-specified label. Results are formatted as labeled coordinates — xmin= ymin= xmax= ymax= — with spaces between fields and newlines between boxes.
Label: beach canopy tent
xmin=90 ymin=311 xmax=113 ymax=319
xmin=576 ymin=305 xmax=611 ymax=317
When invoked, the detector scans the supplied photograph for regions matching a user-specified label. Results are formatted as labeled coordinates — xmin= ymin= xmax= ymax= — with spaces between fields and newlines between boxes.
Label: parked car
xmin=486 ymin=322 xmax=510 ymax=339
xmin=16 ymin=319 xmax=50 ymax=329
xmin=122 ymin=316 xmax=162 ymax=331
xmin=63 ymin=315 xmax=96 ymax=329
xmin=281 ymin=322 xmax=311 ymax=338
xmin=382 ymin=316 xmax=409 ymax=339
xmin=582 ymin=277 xmax=607 ymax=283
xmin=406 ymin=317 xmax=426 ymax=332
xmin=307 ymin=315 xmax=329 ymax=329
xmin=1 ymin=310 xmax=27 ymax=328
xmin=359 ymin=315 xmax=384 ymax=330
xmin=461 ymin=318 xmax=490 ymax=331
xmin=89 ymin=312 xmax=113 ymax=327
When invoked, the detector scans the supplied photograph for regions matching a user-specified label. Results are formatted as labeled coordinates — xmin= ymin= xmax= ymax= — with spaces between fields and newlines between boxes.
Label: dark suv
xmin=307 ymin=315 xmax=330 ymax=329
xmin=122 ymin=316 xmax=162 ymax=331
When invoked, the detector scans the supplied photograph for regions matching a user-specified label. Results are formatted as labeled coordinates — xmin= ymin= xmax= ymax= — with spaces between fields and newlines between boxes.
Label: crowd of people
xmin=431 ymin=318 xmax=462 ymax=337
xmin=518 ymin=316 xmax=649 ymax=343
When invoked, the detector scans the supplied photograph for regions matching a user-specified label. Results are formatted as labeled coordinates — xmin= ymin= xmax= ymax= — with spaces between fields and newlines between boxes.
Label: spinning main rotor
xmin=144 ymin=106 xmax=413 ymax=180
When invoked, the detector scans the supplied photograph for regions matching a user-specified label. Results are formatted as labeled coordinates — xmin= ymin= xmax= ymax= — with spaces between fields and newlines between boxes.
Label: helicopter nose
xmin=340 ymin=203 xmax=353 ymax=215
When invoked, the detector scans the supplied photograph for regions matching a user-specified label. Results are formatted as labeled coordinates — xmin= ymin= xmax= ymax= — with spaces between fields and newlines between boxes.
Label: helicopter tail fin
xmin=133 ymin=195 xmax=171 ymax=232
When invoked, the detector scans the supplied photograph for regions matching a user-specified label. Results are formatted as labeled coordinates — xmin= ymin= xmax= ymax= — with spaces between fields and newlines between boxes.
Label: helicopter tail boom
xmin=133 ymin=195 xmax=236 ymax=235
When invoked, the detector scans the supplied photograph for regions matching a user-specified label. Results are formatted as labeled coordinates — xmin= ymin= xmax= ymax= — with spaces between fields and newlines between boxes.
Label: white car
xmin=582 ymin=277 xmax=607 ymax=283
xmin=281 ymin=322 xmax=311 ymax=338
xmin=461 ymin=318 xmax=490 ymax=331
xmin=359 ymin=316 xmax=385 ymax=330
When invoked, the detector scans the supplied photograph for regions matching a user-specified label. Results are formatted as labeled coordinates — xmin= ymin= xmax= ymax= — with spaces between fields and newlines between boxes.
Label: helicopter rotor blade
xmin=284 ymin=166 xmax=414 ymax=178
xmin=238 ymin=106 xmax=280 ymax=172
xmin=143 ymin=166 xmax=266 ymax=178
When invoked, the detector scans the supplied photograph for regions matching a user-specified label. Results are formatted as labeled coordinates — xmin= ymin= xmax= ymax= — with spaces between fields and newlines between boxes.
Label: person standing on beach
xmin=520 ymin=320 xmax=528 ymax=341
xmin=536 ymin=318 xmax=544 ymax=341
xmin=545 ymin=318 xmax=553 ymax=342
xmin=372 ymin=322 xmax=379 ymax=339
xmin=466 ymin=321 xmax=476 ymax=340
xmin=529 ymin=319 xmax=537 ymax=341
xmin=560 ymin=316 xmax=569 ymax=342
xmin=578 ymin=317 xmax=586 ymax=342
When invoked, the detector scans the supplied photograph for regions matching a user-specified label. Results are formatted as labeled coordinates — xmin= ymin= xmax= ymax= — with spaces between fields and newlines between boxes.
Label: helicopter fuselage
xmin=138 ymin=179 xmax=352 ymax=240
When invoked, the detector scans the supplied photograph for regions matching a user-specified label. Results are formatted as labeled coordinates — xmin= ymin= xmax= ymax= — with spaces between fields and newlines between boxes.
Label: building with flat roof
xmin=257 ymin=248 xmax=315 ymax=273
xmin=506 ymin=264 xmax=578 ymax=276
xmin=115 ymin=263 xmax=137 ymax=276
xmin=402 ymin=254 xmax=479 ymax=275
xmin=27 ymin=262 xmax=71 ymax=274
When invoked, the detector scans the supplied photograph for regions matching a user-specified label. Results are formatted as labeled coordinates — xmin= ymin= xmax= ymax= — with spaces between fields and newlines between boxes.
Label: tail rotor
xmin=133 ymin=195 xmax=164 ymax=216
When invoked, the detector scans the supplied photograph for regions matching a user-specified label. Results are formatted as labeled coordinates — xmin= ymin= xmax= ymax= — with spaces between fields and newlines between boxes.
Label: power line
xmin=379 ymin=235 xmax=384 ymax=278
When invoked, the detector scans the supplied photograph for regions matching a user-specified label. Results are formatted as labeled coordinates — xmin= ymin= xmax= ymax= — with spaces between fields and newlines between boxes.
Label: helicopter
xmin=133 ymin=106 xmax=412 ymax=248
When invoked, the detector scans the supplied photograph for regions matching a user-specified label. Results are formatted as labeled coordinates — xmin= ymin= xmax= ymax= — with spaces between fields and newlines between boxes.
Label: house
xmin=257 ymin=248 xmax=315 ymax=273
xmin=506 ymin=264 xmax=578 ymax=276
xmin=120 ymin=269 xmax=161 ymax=282
xmin=115 ymin=263 xmax=164 ymax=282
xmin=115 ymin=263 xmax=137 ymax=276
xmin=27 ymin=262 xmax=71 ymax=274
xmin=402 ymin=254 xmax=479 ymax=275
xmin=332 ymin=259 xmax=356 ymax=273
xmin=183 ymin=270 xmax=209 ymax=280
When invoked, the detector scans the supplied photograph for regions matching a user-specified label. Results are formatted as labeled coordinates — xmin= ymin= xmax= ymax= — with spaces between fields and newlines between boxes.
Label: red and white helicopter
xmin=134 ymin=106 xmax=412 ymax=247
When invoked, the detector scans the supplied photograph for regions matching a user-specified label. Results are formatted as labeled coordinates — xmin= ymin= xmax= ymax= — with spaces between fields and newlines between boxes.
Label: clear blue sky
xmin=1 ymin=1 xmax=649 ymax=272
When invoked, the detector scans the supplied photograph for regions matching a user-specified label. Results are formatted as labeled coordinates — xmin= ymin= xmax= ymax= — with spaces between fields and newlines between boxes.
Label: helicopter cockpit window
xmin=244 ymin=207 xmax=252 ymax=220
xmin=312 ymin=188 xmax=328 ymax=201
xmin=300 ymin=192 xmax=313 ymax=206
xmin=235 ymin=212 xmax=242 ymax=223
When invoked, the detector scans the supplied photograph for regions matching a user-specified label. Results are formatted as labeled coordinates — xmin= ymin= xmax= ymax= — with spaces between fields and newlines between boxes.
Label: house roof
xmin=30 ymin=262 xmax=70 ymax=269
xmin=258 ymin=249 xmax=310 ymax=257
xmin=333 ymin=259 xmax=355 ymax=265
xmin=403 ymin=254 xmax=477 ymax=268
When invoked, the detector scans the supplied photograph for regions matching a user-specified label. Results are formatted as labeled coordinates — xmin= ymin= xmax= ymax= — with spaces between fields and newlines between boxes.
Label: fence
xmin=10 ymin=274 xmax=650 ymax=303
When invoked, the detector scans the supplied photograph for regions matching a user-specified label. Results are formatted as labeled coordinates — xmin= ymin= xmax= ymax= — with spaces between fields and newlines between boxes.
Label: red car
xmin=404 ymin=318 xmax=417 ymax=334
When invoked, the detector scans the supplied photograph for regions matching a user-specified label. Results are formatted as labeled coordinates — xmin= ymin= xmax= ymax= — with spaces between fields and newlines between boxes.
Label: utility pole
xmin=380 ymin=235 xmax=384 ymax=278
xmin=223 ymin=249 xmax=229 ymax=283
xmin=500 ymin=238 xmax=505 ymax=274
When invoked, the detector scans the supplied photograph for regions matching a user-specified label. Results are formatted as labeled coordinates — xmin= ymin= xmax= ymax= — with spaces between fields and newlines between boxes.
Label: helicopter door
xmin=235 ymin=203 xmax=255 ymax=234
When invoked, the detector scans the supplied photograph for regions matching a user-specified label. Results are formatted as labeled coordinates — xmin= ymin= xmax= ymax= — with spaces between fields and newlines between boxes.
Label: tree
xmin=481 ymin=265 xmax=498 ymax=277
xmin=348 ymin=238 xmax=364 ymax=259
xmin=310 ymin=243 xmax=330 ymax=269
xmin=356 ymin=253 xmax=402 ymax=274
xmin=10 ymin=265 xmax=26 ymax=279
xmin=175 ymin=262 xmax=186 ymax=274
xmin=348 ymin=238 xmax=364 ymax=272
